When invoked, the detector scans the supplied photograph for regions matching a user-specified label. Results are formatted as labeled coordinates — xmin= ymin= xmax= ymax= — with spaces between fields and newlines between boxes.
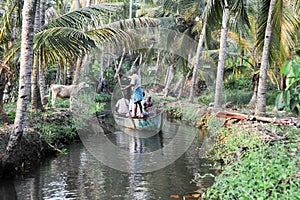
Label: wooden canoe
xmin=113 ymin=112 xmax=163 ymax=133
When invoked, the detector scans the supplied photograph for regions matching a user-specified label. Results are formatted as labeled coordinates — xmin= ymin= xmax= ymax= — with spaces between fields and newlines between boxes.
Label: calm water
xmin=0 ymin=120 xmax=215 ymax=200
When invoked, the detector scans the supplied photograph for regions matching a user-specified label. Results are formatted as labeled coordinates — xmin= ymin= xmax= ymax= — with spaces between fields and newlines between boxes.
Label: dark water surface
xmin=1 ymin=120 xmax=215 ymax=200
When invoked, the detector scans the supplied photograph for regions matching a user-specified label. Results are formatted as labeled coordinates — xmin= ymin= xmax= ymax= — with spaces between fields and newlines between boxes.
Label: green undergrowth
xmin=162 ymin=98 xmax=208 ymax=125
xmin=199 ymin=123 xmax=300 ymax=199
xmin=36 ymin=111 xmax=78 ymax=150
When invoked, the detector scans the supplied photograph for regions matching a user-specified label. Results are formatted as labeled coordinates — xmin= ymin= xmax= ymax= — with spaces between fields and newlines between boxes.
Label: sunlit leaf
xmin=292 ymin=62 xmax=300 ymax=77
xmin=281 ymin=60 xmax=292 ymax=75
xmin=284 ymin=90 xmax=291 ymax=107
xmin=275 ymin=91 xmax=285 ymax=110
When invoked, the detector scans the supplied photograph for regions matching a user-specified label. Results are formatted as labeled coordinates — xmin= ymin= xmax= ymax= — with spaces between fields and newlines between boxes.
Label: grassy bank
xmin=160 ymin=96 xmax=300 ymax=199
xmin=200 ymin=123 xmax=300 ymax=199
xmin=0 ymin=96 xmax=109 ymax=177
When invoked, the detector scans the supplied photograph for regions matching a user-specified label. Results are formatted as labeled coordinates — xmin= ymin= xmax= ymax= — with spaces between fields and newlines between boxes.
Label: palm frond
xmin=35 ymin=1 xmax=161 ymax=63
xmin=39 ymin=4 xmax=119 ymax=32
xmin=104 ymin=17 xmax=160 ymax=30
xmin=229 ymin=0 xmax=251 ymax=35
xmin=256 ymin=0 xmax=299 ymax=64
xmin=204 ymin=0 xmax=223 ymax=27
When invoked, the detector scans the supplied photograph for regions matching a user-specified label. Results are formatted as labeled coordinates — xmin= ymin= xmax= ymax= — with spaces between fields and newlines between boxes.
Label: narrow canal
xmin=0 ymin=120 xmax=215 ymax=200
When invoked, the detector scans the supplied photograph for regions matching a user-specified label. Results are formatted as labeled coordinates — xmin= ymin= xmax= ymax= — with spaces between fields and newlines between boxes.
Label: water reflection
xmin=4 ymin=120 xmax=215 ymax=200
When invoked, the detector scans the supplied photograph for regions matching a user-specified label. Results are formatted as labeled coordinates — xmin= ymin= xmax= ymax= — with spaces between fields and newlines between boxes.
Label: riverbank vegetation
xmin=202 ymin=123 xmax=300 ymax=199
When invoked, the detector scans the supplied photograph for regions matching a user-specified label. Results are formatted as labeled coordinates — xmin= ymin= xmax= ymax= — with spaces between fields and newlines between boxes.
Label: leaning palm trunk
xmin=214 ymin=3 xmax=229 ymax=108
xmin=163 ymin=64 xmax=175 ymax=97
xmin=177 ymin=74 xmax=186 ymax=99
xmin=4 ymin=0 xmax=37 ymax=169
xmin=255 ymin=0 xmax=276 ymax=116
xmin=170 ymin=74 xmax=185 ymax=96
xmin=189 ymin=20 xmax=207 ymax=103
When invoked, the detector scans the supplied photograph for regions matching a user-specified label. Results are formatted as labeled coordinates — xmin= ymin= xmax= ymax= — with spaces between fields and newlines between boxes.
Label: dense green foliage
xmin=200 ymin=123 xmax=300 ymax=199
xmin=276 ymin=56 xmax=300 ymax=114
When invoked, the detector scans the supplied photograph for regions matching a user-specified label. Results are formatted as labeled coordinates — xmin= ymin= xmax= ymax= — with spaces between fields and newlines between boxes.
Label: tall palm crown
xmin=34 ymin=4 xmax=160 ymax=62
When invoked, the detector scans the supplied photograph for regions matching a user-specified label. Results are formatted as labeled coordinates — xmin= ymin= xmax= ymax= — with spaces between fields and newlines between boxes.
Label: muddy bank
xmin=0 ymin=127 xmax=55 ymax=178
xmin=0 ymin=109 xmax=111 ymax=178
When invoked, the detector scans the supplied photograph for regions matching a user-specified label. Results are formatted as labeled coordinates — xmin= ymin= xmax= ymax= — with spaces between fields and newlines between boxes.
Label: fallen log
xmin=216 ymin=111 xmax=299 ymax=126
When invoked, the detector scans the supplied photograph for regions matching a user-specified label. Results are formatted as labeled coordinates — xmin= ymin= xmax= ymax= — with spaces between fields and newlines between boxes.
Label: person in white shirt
xmin=115 ymin=97 xmax=129 ymax=115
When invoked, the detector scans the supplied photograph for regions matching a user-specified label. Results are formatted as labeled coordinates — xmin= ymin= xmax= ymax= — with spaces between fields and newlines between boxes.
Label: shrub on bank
xmin=201 ymin=124 xmax=300 ymax=199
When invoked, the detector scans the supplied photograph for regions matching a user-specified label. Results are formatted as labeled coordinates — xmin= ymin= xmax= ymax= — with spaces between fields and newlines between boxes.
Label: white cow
xmin=50 ymin=82 xmax=89 ymax=110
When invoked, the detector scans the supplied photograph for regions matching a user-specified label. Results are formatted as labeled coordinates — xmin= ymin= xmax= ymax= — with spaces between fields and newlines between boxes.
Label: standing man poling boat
xmin=117 ymin=68 xmax=144 ymax=118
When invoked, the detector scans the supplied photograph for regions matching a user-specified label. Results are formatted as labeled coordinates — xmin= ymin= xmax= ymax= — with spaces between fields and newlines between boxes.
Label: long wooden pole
xmin=115 ymin=53 xmax=136 ymax=129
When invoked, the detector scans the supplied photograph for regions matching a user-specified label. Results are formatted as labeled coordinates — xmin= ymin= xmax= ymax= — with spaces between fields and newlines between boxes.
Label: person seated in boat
xmin=127 ymin=98 xmax=148 ymax=117
xmin=115 ymin=97 xmax=129 ymax=115
xmin=143 ymin=95 xmax=153 ymax=112
xmin=117 ymin=68 xmax=144 ymax=118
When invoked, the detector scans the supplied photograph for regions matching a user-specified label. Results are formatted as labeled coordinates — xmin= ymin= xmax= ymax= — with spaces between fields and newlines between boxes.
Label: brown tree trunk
xmin=3 ymin=0 xmax=37 ymax=173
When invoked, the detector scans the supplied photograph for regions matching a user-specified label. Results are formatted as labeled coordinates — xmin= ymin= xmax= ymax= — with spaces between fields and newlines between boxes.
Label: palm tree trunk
xmin=55 ymin=64 xmax=61 ymax=83
xmin=31 ymin=55 xmax=43 ymax=112
xmin=39 ymin=54 xmax=47 ymax=105
xmin=66 ymin=62 xmax=74 ymax=85
xmin=163 ymin=64 xmax=174 ymax=97
xmin=31 ymin=0 xmax=44 ymax=112
xmin=177 ymin=75 xmax=186 ymax=99
xmin=189 ymin=20 xmax=207 ymax=103
xmin=73 ymin=57 xmax=83 ymax=85
xmin=255 ymin=0 xmax=276 ymax=116
xmin=39 ymin=0 xmax=47 ymax=105
xmin=154 ymin=50 xmax=160 ymax=84
xmin=214 ymin=2 xmax=229 ymax=108
xmin=72 ymin=0 xmax=81 ymax=10
xmin=4 ymin=0 xmax=37 ymax=169
xmin=129 ymin=0 xmax=133 ymax=19
xmin=0 ymin=67 xmax=11 ymax=123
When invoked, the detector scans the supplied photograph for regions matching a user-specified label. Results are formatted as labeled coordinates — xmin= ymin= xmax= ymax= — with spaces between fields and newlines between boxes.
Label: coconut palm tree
xmin=255 ymin=0 xmax=277 ymax=115
xmin=163 ymin=0 xmax=208 ymax=101
xmin=31 ymin=0 xmax=44 ymax=112
xmin=34 ymin=4 xmax=159 ymax=65
xmin=255 ymin=0 xmax=300 ymax=115
xmin=213 ymin=0 xmax=251 ymax=108
xmin=0 ymin=0 xmax=23 ymax=121
xmin=4 ymin=0 xmax=37 ymax=168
